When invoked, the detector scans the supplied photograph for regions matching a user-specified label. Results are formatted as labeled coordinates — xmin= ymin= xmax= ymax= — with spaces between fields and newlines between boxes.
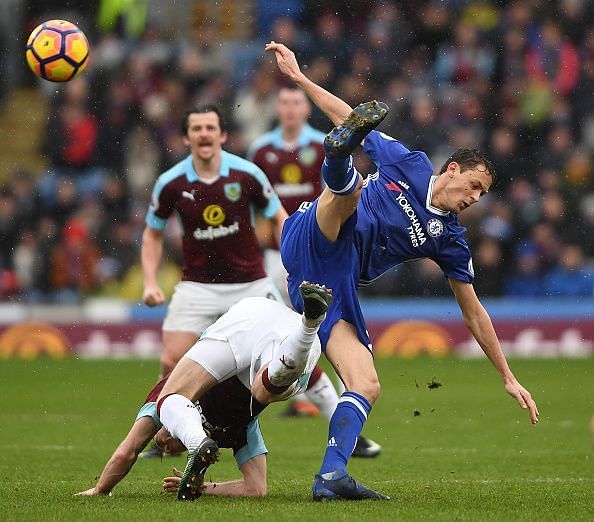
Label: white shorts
xmin=263 ymin=249 xmax=289 ymax=304
xmin=163 ymin=278 xmax=283 ymax=335
xmin=184 ymin=338 xmax=239 ymax=383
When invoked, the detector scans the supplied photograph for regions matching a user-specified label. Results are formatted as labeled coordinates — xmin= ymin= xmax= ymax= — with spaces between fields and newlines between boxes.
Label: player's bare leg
xmin=161 ymin=331 xmax=199 ymax=376
xmin=140 ymin=331 xmax=201 ymax=459
xmin=312 ymin=320 xmax=389 ymax=501
xmin=140 ymin=335 xmax=204 ymax=460
xmin=156 ymin=356 xmax=221 ymax=500
xmin=252 ymin=282 xmax=332 ymax=403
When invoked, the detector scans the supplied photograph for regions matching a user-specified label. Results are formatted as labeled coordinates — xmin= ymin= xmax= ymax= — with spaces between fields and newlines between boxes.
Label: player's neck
xmin=430 ymin=174 xmax=450 ymax=212
xmin=192 ymin=152 xmax=221 ymax=179
xmin=281 ymin=125 xmax=303 ymax=147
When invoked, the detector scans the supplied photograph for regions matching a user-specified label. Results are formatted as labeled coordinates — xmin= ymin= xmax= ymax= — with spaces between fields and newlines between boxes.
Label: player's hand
xmin=265 ymin=41 xmax=302 ymax=81
xmin=75 ymin=487 xmax=98 ymax=496
xmin=143 ymin=285 xmax=165 ymax=307
xmin=75 ymin=487 xmax=110 ymax=496
xmin=505 ymin=378 xmax=539 ymax=424
xmin=162 ymin=467 xmax=182 ymax=493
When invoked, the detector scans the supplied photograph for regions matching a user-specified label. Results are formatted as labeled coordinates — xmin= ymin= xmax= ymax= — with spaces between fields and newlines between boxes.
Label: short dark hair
xmin=181 ymin=104 xmax=226 ymax=134
xmin=438 ymin=148 xmax=496 ymax=184
xmin=278 ymin=85 xmax=304 ymax=94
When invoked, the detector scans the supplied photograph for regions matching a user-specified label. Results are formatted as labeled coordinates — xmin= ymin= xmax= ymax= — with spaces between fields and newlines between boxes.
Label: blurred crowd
xmin=1 ymin=0 xmax=594 ymax=303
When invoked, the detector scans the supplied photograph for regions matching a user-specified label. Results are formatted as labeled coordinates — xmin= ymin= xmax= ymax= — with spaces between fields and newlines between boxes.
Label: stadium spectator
xmin=473 ymin=238 xmax=506 ymax=296
xmin=40 ymin=78 xmax=103 ymax=199
xmin=543 ymin=244 xmax=594 ymax=297
xmin=233 ymin=62 xmax=278 ymax=150
xmin=12 ymin=229 xmax=38 ymax=294
xmin=434 ymin=19 xmax=496 ymax=87
xmin=9 ymin=170 xmax=40 ymax=232
xmin=0 ymin=190 xmax=19 ymax=271
xmin=524 ymin=19 xmax=580 ymax=97
xmin=504 ymin=242 xmax=544 ymax=297
xmin=310 ymin=13 xmax=350 ymax=75
xmin=49 ymin=217 xmax=101 ymax=303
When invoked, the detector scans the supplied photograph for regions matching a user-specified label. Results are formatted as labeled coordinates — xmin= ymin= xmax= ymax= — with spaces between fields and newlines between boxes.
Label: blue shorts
xmin=280 ymin=200 xmax=371 ymax=352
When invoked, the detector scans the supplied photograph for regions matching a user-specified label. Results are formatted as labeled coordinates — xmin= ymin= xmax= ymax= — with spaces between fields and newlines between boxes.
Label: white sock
xmin=305 ymin=371 xmax=339 ymax=420
xmin=159 ymin=394 xmax=207 ymax=452
xmin=267 ymin=320 xmax=319 ymax=387
xmin=292 ymin=392 xmax=312 ymax=404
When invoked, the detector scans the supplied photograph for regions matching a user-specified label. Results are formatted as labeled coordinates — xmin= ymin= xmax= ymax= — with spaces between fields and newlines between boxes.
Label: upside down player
xmin=247 ymin=85 xmax=381 ymax=458
xmin=266 ymin=42 xmax=539 ymax=501
xmin=76 ymin=282 xmax=333 ymax=499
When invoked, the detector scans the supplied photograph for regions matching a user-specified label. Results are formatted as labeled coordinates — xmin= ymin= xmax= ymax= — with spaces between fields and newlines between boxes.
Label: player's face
xmin=154 ymin=427 xmax=186 ymax=454
xmin=184 ymin=112 xmax=227 ymax=162
xmin=276 ymin=89 xmax=311 ymax=129
xmin=443 ymin=162 xmax=492 ymax=213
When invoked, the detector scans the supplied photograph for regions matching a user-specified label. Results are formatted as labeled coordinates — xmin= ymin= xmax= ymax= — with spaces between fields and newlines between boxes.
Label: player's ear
xmin=448 ymin=162 xmax=459 ymax=177
xmin=183 ymin=135 xmax=191 ymax=147
xmin=220 ymin=131 xmax=228 ymax=144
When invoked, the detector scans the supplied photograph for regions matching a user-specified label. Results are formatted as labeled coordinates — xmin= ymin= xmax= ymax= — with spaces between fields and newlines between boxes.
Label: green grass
xmin=0 ymin=357 xmax=592 ymax=521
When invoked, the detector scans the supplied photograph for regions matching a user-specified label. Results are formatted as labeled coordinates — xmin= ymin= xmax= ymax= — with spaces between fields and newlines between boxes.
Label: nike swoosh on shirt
xmin=182 ymin=190 xmax=195 ymax=201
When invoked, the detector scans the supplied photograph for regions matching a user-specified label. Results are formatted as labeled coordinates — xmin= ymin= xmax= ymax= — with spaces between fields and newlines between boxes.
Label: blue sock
xmin=322 ymin=155 xmax=360 ymax=195
xmin=319 ymin=391 xmax=371 ymax=476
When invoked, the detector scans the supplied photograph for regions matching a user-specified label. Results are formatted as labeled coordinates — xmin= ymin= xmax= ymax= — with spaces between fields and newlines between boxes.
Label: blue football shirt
xmin=356 ymin=131 xmax=474 ymax=286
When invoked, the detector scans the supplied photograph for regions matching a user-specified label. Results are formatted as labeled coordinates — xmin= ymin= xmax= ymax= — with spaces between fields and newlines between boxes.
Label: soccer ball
xmin=25 ymin=20 xmax=89 ymax=82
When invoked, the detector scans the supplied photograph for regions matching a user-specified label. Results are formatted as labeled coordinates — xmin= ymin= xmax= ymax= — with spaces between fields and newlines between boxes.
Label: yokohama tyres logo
xmin=395 ymin=192 xmax=426 ymax=247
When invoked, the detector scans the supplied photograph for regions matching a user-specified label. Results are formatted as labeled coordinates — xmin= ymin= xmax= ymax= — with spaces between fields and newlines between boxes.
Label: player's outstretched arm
xmin=141 ymin=226 xmax=166 ymax=306
xmin=75 ymin=418 xmax=158 ymax=496
xmin=449 ymin=278 xmax=539 ymax=424
xmin=163 ymin=454 xmax=267 ymax=497
xmin=265 ymin=41 xmax=352 ymax=127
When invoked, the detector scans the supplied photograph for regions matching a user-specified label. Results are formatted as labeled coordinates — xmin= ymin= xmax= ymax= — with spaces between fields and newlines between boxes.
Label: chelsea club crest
xmin=426 ymin=218 xmax=444 ymax=237
xmin=224 ymin=182 xmax=242 ymax=202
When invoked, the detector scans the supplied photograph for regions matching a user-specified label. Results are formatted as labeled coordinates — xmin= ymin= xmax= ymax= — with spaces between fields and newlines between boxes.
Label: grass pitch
xmin=0 ymin=357 xmax=592 ymax=521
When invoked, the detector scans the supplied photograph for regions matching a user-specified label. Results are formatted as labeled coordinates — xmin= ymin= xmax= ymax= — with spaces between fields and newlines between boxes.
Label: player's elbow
xmin=112 ymin=447 xmax=137 ymax=467
xmin=245 ymin=485 xmax=267 ymax=497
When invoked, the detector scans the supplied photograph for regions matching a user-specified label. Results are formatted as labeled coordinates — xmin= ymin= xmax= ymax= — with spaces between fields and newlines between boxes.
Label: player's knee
xmin=251 ymin=381 xmax=285 ymax=405
xmin=350 ymin=377 xmax=380 ymax=404
xmin=251 ymin=383 xmax=272 ymax=405
xmin=113 ymin=447 xmax=136 ymax=465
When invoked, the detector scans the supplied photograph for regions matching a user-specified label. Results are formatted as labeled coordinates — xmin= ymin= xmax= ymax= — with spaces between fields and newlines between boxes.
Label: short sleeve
xmin=135 ymin=401 xmax=162 ymax=429
xmin=233 ymin=417 xmax=268 ymax=468
xmin=434 ymin=238 xmax=475 ymax=284
xmin=247 ymin=166 xmax=282 ymax=219
xmin=146 ymin=177 xmax=176 ymax=230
